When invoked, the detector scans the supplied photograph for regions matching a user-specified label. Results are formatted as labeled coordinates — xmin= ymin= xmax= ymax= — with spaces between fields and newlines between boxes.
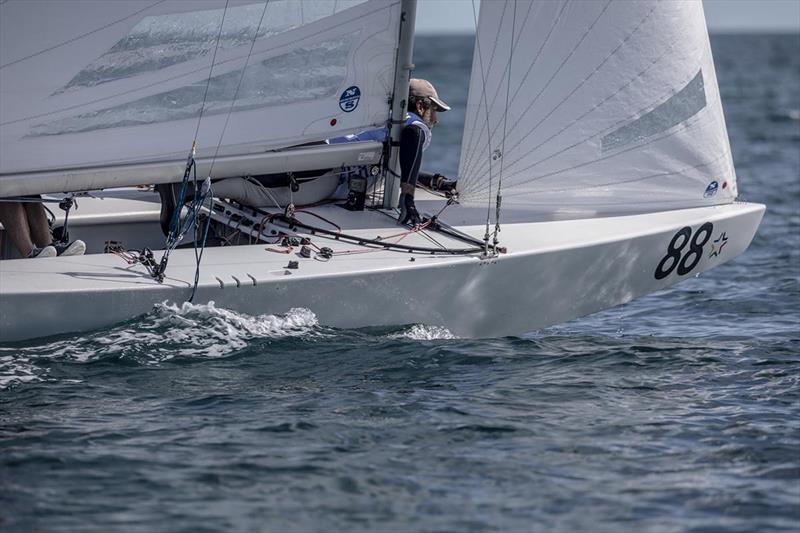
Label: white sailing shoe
xmin=28 ymin=245 xmax=57 ymax=258
xmin=53 ymin=240 xmax=86 ymax=257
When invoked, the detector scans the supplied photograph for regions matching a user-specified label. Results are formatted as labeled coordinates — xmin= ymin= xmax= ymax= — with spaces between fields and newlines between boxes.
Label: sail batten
xmin=457 ymin=0 xmax=737 ymax=214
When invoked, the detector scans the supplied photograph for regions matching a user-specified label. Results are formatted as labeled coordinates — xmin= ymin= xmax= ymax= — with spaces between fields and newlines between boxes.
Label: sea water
xmin=1 ymin=34 xmax=798 ymax=532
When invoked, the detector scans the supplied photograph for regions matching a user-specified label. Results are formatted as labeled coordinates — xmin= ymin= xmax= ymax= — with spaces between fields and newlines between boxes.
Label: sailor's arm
xmin=397 ymin=126 xmax=425 ymax=224
xmin=399 ymin=128 xmax=456 ymax=192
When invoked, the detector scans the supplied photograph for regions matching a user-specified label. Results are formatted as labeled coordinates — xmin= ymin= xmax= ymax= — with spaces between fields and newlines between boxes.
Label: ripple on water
xmin=1 ymin=33 xmax=798 ymax=533
xmin=0 ymin=302 xmax=321 ymax=389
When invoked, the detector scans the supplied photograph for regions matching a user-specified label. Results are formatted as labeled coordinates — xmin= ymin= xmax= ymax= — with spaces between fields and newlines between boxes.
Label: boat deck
xmin=0 ymin=194 xmax=764 ymax=341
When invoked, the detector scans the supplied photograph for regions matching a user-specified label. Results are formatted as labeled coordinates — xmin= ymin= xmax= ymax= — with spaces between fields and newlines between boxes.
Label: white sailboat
xmin=0 ymin=0 xmax=764 ymax=342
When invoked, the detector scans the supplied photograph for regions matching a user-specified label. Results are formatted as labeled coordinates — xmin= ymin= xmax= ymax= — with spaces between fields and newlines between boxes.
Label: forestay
xmin=0 ymin=0 xmax=400 ymax=195
xmin=457 ymin=0 xmax=737 ymax=216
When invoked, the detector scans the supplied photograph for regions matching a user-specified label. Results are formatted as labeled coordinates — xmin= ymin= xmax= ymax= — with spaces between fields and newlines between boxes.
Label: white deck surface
xmin=0 ymin=199 xmax=764 ymax=341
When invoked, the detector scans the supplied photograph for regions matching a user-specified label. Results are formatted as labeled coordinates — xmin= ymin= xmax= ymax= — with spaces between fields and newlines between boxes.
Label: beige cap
xmin=409 ymin=78 xmax=451 ymax=112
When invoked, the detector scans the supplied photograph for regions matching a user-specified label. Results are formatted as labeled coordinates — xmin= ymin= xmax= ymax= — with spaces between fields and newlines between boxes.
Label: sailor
xmin=0 ymin=199 xmax=85 ymax=258
xmin=157 ymin=79 xmax=456 ymax=232
xmin=396 ymin=78 xmax=455 ymax=224
xmin=327 ymin=78 xmax=455 ymax=224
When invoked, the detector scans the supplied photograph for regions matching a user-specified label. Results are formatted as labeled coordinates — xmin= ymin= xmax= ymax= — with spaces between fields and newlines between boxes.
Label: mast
xmin=383 ymin=0 xmax=418 ymax=209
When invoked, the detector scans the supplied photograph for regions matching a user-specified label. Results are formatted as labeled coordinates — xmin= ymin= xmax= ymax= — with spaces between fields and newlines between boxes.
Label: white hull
xmin=0 ymin=195 xmax=764 ymax=342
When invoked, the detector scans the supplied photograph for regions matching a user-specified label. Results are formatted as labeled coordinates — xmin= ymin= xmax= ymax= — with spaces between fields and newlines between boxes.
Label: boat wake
xmin=0 ymin=300 xmax=466 ymax=389
xmin=389 ymin=324 xmax=456 ymax=341
xmin=0 ymin=302 xmax=321 ymax=389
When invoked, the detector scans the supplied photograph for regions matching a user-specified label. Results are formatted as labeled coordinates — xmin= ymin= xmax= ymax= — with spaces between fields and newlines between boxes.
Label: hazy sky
xmin=415 ymin=0 xmax=800 ymax=34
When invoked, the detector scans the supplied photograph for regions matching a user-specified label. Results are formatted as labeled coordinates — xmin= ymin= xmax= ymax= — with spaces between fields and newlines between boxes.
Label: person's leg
xmin=0 ymin=202 xmax=35 ymax=256
xmin=27 ymin=199 xmax=86 ymax=256
xmin=23 ymin=201 xmax=52 ymax=247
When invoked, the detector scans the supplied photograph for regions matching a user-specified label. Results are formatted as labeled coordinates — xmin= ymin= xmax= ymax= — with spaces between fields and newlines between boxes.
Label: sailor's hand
xmin=398 ymin=193 xmax=421 ymax=226
xmin=432 ymin=173 xmax=457 ymax=192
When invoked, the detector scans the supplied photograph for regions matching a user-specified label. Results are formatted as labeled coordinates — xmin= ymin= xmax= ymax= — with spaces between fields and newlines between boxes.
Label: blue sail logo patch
xmin=339 ymin=86 xmax=361 ymax=112
xmin=704 ymin=180 xmax=719 ymax=198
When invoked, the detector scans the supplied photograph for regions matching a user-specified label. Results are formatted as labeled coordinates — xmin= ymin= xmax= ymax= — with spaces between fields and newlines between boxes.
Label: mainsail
xmin=0 ymin=0 xmax=401 ymax=195
xmin=457 ymin=0 xmax=738 ymax=215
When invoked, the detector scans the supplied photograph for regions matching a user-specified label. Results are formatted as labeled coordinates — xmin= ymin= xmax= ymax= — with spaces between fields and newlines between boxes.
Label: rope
xmin=251 ymin=197 xmax=482 ymax=256
xmin=154 ymin=161 xmax=214 ymax=287
xmin=151 ymin=1 xmax=227 ymax=294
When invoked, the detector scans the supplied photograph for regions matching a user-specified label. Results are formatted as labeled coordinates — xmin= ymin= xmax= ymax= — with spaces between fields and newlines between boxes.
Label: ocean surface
xmin=2 ymin=34 xmax=798 ymax=532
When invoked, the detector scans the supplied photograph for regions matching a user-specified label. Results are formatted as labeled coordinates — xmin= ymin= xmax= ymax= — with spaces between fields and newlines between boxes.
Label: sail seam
xmin=193 ymin=0 xmax=231 ymax=143
xmin=461 ymin=46 xmax=710 ymax=198
xmin=500 ymin=149 xmax=731 ymax=199
xmin=462 ymin=0 xmax=612 ymax=185
xmin=208 ymin=0 xmax=272 ymax=178
xmin=501 ymin=66 xmax=714 ymax=184
xmin=503 ymin=100 xmax=721 ymax=190
xmin=459 ymin=0 xmax=536 ymax=172
xmin=460 ymin=0 xmax=551 ymax=176
xmin=1 ymin=3 xmax=396 ymax=128
xmin=475 ymin=25 xmax=681 ymax=191
xmin=464 ymin=98 xmax=718 ymax=199
xmin=469 ymin=1 xmax=660 ymax=184
xmin=0 ymin=0 xmax=167 ymax=70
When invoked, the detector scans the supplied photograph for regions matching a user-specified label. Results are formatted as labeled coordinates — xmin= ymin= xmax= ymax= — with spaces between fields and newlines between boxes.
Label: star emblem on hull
xmin=709 ymin=232 xmax=729 ymax=258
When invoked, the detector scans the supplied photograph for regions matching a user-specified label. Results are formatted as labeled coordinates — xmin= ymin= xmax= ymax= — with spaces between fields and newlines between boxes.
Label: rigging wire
xmin=489 ymin=17 xmax=675 ymax=186
xmin=221 ymin=197 xmax=481 ymax=257
xmin=207 ymin=0 xmax=271 ymax=177
xmin=461 ymin=0 xmax=599 ymax=180
xmin=459 ymin=64 xmax=712 ymax=198
xmin=459 ymin=0 xmax=512 ymax=174
xmin=193 ymin=0 xmax=232 ymax=143
xmin=457 ymin=1 xmax=720 ymax=205
xmin=494 ymin=0 xmax=517 ymax=249
xmin=464 ymin=0 xmax=643 ymax=187
xmin=499 ymin=87 xmax=726 ymax=190
xmin=470 ymin=0 xmax=496 ymax=256
xmin=153 ymin=1 xmax=232 ymax=293
xmin=459 ymin=0 xmax=536 ymax=174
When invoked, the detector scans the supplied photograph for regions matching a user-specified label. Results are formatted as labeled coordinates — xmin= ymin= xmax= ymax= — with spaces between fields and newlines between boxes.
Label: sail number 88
xmin=654 ymin=222 xmax=714 ymax=280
